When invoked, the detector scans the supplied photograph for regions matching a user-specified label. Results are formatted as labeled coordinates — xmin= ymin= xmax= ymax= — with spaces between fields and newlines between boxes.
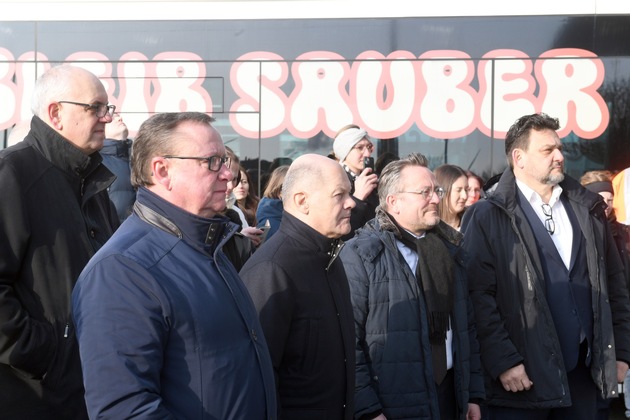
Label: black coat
xmin=461 ymin=169 xmax=630 ymax=409
xmin=0 ymin=116 xmax=119 ymax=419
xmin=343 ymin=168 xmax=379 ymax=241
xmin=240 ymin=212 xmax=355 ymax=420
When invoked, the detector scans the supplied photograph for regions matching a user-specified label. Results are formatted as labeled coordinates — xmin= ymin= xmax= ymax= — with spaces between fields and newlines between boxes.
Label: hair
xmin=375 ymin=152 xmax=399 ymax=177
xmin=281 ymin=161 xmax=324 ymax=208
xmin=580 ymin=169 xmax=614 ymax=186
xmin=580 ymin=170 xmax=616 ymax=220
xmin=236 ymin=165 xmax=260 ymax=226
xmin=504 ymin=113 xmax=560 ymax=168
xmin=263 ymin=165 xmax=290 ymax=199
xmin=31 ymin=64 xmax=87 ymax=118
xmin=224 ymin=146 xmax=242 ymax=184
xmin=378 ymin=152 xmax=428 ymax=207
xmin=334 ymin=124 xmax=361 ymax=140
xmin=130 ymin=112 xmax=215 ymax=188
xmin=466 ymin=170 xmax=484 ymax=187
xmin=435 ymin=164 xmax=468 ymax=225
xmin=225 ymin=146 xmax=241 ymax=170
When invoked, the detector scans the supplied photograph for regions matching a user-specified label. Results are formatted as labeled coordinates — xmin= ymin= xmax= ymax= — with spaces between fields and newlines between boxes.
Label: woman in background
xmin=255 ymin=165 xmax=289 ymax=242
xmin=234 ymin=165 xmax=260 ymax=227
xmin=465 ymin=170 xmax=484 ymax=207
xmin=435 ymin=164 xmax=469 ymax=231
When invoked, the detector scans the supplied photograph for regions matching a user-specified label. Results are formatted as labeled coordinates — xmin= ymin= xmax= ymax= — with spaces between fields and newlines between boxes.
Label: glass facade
xmin=1 ymin=15 xmax=629 ymax=188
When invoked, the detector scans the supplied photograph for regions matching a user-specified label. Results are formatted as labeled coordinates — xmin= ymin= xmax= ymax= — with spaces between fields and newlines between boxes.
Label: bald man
xmin=240 ymin=154 xmax=356 ymax=420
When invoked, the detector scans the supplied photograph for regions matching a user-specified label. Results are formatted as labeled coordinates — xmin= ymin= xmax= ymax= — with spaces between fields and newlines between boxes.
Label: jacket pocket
xmin=292 ymin=318 xmax=320 ymax=375
xmin=283 ymin=407 xmax=326 ymax=420
xmin=41 ymin=322 xmax=71 ymax=389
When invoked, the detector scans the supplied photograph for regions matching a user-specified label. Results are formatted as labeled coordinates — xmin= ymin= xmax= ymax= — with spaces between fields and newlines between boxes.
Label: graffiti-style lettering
xmin=0 ymin=48 xmax=610 ymax=141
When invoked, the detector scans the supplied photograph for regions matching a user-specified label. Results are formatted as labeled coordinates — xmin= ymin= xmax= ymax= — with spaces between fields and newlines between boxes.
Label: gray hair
xmin=31 ymin=65 xmax=83 ymax=118
xmin=378 ymin=153 xmax=428 ymax=208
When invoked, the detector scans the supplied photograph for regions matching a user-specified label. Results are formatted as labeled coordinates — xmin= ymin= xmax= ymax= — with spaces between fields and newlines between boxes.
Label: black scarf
xmin=388 ymin=214 xmax=454 ymax=344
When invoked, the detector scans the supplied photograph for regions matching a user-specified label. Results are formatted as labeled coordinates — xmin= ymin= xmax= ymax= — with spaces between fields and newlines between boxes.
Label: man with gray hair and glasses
xmin=0 ymin=64 xmax=119 ymax=419
xmin=461 ymin=112 xmax=630 ymax=419
xmin=72 ymin=112 xmax=276 ymax=419
xmin=340 ymin=153 xmax=484 ymax=420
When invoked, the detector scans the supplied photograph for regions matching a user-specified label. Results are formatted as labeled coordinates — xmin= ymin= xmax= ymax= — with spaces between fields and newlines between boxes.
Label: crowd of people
xmin=2 ymin=64 xmax=630 ymax=420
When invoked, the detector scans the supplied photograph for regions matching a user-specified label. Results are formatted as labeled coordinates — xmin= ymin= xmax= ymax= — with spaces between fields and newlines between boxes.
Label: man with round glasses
xmin=72 ymin=112 xmax=276 ymax=419
xmin=0 ymin=64 xmax=120 ymax=419
xmin=461 ymin=113 xmax=630 ymax=419
xmin=333 ymin=124 xmax=379 ymax=240
xmin=340 ymin=153 xmax=484 ymax=420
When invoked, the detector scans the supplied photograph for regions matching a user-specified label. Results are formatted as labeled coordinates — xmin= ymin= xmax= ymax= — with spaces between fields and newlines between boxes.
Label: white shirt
xmin=396 ymin=230 xmax=453 ymax=370
xmin=516 ymin=179 xmax=573 ymax=268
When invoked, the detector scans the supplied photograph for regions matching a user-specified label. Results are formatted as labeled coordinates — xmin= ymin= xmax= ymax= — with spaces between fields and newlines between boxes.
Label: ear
xmin=292 ymin=191 xmax=309 ymax=215
xmin=48 ymin=102 xmax=63 ymax=129
xmin=385 ymin=194 xmax=399 ymax=214
xmin=512 ymin=148 xmax=525 ymax=170
xmin=150 ymin=157 xmax=173 ymax=190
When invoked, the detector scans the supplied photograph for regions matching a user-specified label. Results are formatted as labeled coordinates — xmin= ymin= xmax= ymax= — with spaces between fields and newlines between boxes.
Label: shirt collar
xmin=515 ymin=178 xmax=563 ymax=207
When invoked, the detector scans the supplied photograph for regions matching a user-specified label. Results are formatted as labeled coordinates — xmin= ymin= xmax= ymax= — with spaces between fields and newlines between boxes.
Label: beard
xmin=541 ymin=172 xmax=564 ymax=185
xmin=540 ymin=164 xmax=565 ymax=185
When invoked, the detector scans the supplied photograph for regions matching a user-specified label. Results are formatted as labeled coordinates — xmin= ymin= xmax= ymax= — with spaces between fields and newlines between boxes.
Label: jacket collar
xmin=491 ymin=168 xmax=606 ymax=215
xmin=25 ymin=115 xmax=102 ymax=179
xmin=279 ymin=211 xmax=345 ymax=268
xmin=134 ymin=187 xmax=238 ymax=255
xmin=372 ymin=206 xmax=463 ymax=247
xmin=101 ymin=138 xmax=132 ymax=158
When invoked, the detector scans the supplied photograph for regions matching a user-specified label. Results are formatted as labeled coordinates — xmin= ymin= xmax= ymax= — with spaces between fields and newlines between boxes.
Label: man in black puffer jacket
xmin=340 ymin=153 xmax=484 ymax=420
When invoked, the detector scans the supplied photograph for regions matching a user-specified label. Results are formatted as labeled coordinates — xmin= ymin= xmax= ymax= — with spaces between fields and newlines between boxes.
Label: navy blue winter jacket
xmin=73 ymin=187 xmax=277 ymax=419
xmin=100 ymin=138 xmax=136 ymax=222
xmin=340 ymin=209 xmax=484 ymax=419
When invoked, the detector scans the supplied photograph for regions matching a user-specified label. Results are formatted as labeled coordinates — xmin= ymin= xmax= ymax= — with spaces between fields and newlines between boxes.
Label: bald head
xmin=282 ymin=154 xmax=356 ymax=238
xmin=282 ymin=155 xmax=332 ymax=207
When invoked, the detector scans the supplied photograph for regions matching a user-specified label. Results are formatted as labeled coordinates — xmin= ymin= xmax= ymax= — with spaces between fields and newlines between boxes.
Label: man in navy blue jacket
xmin=72 ymin=112 xmax=276 ymax=419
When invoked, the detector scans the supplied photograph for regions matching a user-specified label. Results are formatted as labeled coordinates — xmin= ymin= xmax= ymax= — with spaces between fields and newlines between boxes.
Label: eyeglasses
xmin=398 ymin=187 xmax=445 ymax=200
xmin=541 ymin=203 xmax=555 ymax=235
xmin=58 ymin=101 xmax=116 ymax=118
xmin=162 ymin=155 xmax=231 ymax=172
xmin=352 ymin=142 xmax=374 ymax=154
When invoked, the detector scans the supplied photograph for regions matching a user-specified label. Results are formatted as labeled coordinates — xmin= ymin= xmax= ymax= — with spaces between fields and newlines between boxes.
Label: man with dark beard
xmin=461 ymin=113 xmax=630 ymax=419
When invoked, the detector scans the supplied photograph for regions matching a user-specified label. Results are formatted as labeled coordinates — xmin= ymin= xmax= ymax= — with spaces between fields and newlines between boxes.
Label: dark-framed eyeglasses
xmin=541 ymin=203 xmax=555 ymax=235
xmin=162 ymin=155 xmax=231 ymax=172
xmin=398 ymin=187 xmax=445 ymax=200
xmin=58 ymin=100 xmax=116 ymax=118
xmin=352 ymin=142 xmax=374 ymax=154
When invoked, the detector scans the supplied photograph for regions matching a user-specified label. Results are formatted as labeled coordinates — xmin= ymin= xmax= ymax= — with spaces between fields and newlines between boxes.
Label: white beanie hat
xmin=333 ymin=127 xmax=368 ymax=163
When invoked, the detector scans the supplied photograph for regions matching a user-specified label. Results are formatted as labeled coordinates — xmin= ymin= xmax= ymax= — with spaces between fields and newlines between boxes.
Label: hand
xmin=466 ymin=403 xmax=481 ymax=420
xmin=499 ymin=364 xmax=533 ymax=392
xmin=617 ymin=360 xmax=629 ymax=383
xmin=353 ymin=168 xmax=378 ymax=201
xmin=240 ymin=226 xmax=264 ymax=247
